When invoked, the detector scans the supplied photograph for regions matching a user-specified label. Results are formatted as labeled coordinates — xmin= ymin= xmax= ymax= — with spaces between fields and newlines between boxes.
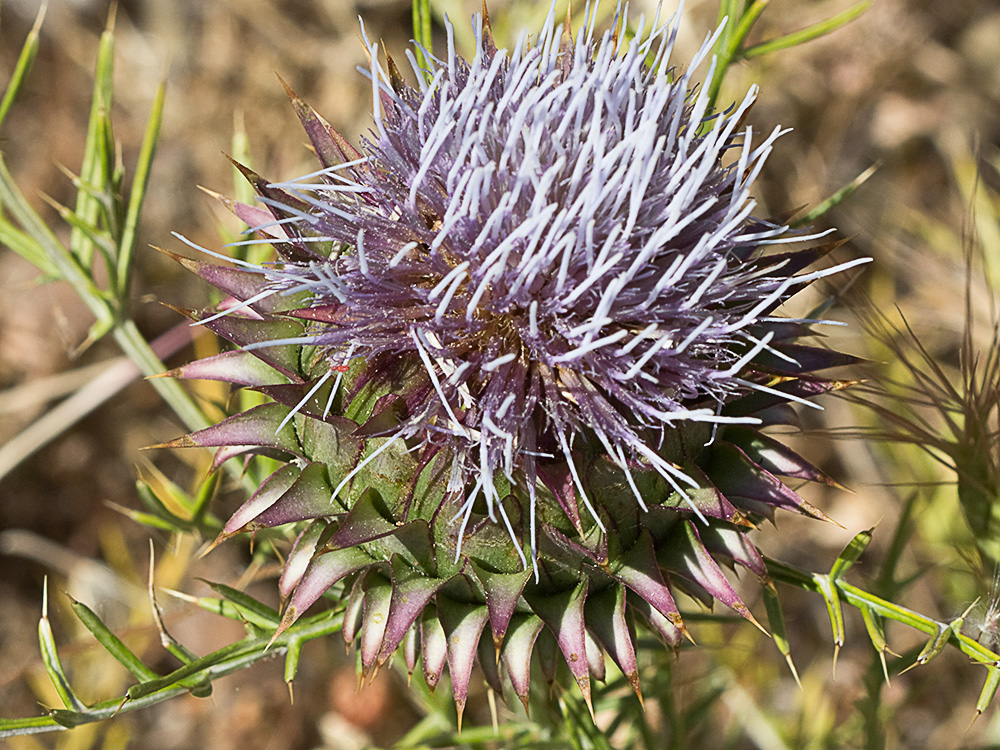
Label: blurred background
xmin=1 ymin=0 xmax=999 ymax=747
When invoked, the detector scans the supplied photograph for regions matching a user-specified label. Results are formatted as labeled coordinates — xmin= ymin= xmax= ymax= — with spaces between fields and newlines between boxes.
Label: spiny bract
xmin=165 ymin=3 xmax=862 ymax=719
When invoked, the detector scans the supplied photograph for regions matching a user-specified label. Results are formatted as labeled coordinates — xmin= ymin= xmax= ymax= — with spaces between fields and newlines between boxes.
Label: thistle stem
xmin=766 ymin=557 xmax=1000 ymax=666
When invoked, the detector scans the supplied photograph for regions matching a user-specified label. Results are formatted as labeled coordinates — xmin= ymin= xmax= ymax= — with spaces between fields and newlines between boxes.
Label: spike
xmin=612 ymin=530 xmax=686 ymax=633
xmin=710 ymin=443 xmax=840 ymax=524
xmin=280 ymin=546 xmax=372 ymax=638
xmin=666 ymin=522 xmax=767 ymax=633
xmin=384 ymin=50 xmax=407 ymax=95
xmin=223 ymin=464 xmax=299 ymax=537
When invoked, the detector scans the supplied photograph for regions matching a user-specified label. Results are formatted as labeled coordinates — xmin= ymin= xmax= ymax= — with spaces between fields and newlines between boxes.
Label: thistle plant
xmin=163 ymin=3 xmax=869 ymax=718
xmin=5 ymin=0 xmax=1000 ymax=744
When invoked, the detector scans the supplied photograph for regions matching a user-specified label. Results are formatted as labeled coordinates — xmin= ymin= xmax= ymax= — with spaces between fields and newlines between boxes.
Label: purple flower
xmin=192 ymin=4 xmax=864 ymax=567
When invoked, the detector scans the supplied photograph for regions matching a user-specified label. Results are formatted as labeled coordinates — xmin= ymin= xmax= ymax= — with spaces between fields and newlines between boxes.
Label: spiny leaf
xmin=38 ymin=580 xmax=87 ymax=712
xmin=470 ymin=561 xmax=533 ymax=651
xmin=585 ymin=584 xmax=641 ymax=700
xmin=69 ymin=595 xmax=159 ymax=682
xmin=359 ymin=574 xmax=393 ymax=677
xmin=378 ymin=556 xmax=447 ymax=665
xmin=420 ymin=607 xmax=448 ymax=692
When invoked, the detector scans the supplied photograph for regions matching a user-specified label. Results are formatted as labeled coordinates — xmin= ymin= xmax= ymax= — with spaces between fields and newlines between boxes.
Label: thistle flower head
xmin=215 ymin=5 xmax=859 ymax=558
xmin=167 ymin=3 xmax=863 ymax=717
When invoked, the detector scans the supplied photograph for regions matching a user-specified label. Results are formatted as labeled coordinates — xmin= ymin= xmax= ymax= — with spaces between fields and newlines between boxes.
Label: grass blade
xmin=0 ymin=216 xmax=58 ymax=277
xmin=793 ymin=164 xmax=879 ymax=227
xmin=117 ymin=81 xmax=165 ymax=297
xmin=744 ymin=1 xmax=870 ymax=59
xmin=412 ymin=0 xmax=432 ymax=78
xmin=0 ymin=5 xmax=44 ymax=132
xmin=70 ymin=23 xmax=116 ymax=269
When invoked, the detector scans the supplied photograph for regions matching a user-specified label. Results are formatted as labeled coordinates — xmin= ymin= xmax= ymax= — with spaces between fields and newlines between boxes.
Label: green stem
xmin=767 ymin=557 xmax=1000 ymax=665
xmin=0 ymin=610 xmax=343 ymax=738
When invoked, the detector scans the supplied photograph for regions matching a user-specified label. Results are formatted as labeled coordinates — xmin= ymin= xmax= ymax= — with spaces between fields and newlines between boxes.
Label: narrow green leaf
xmin=859 ymin=604 xmax=891 ymax=684
xmin=41 ymin=192 xmax=117 ymax=259
xmin=125 ymin=638 xmax=256 ymax=700
xmin=813 ymin=573 xmax=846 ymax=673
xmin=201 ymin=581 xmax=281 ymax=628
xmin=37 ymin=579 xmax=87 ymax=712
xmin=0 ymin=5 xmax=44 ymax=132
xmin=284 ymin=634 xmax=303 ymax=689
xmin=761 ymin=581 xmax=800 ymax=686
xmin=829 ymin=527 xmax=873 ymax=581
xmin=976 ymin=666 xmax=1000 ymax=720
xmin=900 ymin=621 xmax=952 ymax=673
xmin=148 ymin=560 xmax=203 ymax=669
xmin=47 ymin=708 xmax=102 ymax=729
xmin=69 ymin=595 xmax=159 ymax=682
xmin=412 ymin=0 xmax=433 ymax=79
xmin=117 ymin=81 xmax=165 ymax=297
xmin=1 ymin=611 xmax=342 ymax=738
xmin=71 ymin=24 xmax=116 ymax=269
xmin=793 ymin=164 xmax=879 ymax=227
xmin=161 ymin=589 xmax=249 ymax=623
xmin=744 ymin=1 xmax=870 ymax=59
xmin=188 ymin=470 xmax=221 ymax=528
xmin=134 ymin=480 xmax=191 ymax=531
